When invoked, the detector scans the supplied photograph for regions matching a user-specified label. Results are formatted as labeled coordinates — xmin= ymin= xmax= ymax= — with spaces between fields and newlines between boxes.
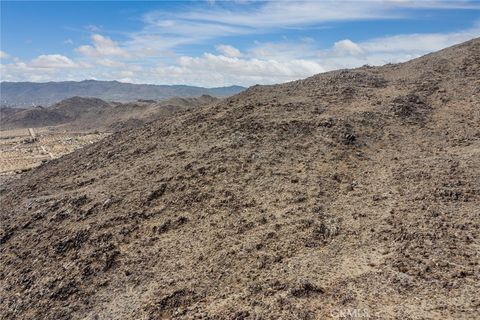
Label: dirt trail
xmin=40 ymin=145 xmax=55 ymax=159
xmin=27 ymin=128 xmax=36 ymax=139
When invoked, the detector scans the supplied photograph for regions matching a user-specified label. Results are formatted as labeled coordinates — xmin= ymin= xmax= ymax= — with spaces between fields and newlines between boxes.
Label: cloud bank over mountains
xmin=1 ymin=1 xmax=479 ymax=86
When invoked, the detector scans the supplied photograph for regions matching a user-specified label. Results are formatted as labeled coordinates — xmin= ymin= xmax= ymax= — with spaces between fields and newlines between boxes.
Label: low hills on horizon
xmin=0 ymin=80 xmax=245 ymax=107
xmin=0 ymin=95 xmax=219 ymax=132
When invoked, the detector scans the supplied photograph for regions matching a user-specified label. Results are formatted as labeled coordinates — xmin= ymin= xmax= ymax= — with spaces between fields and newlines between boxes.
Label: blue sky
xmin=1 ymin=1 xmax=479 ymax=87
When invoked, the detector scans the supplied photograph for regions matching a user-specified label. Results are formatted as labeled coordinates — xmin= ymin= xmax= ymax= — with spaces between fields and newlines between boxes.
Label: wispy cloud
xmin=383 ymin=0 xmax=480 ymax=10
xmin=177 ymin=1 xmax=396 ymax=28
xmin=85 ymin=24 xmax=102 ymax=32
xmin=131 ymin=1 xmax=394 ymax=53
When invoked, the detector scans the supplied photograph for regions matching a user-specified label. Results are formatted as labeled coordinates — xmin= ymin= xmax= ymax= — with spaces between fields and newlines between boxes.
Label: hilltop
xmin=0 ymin=39 xmax=479 ymax=319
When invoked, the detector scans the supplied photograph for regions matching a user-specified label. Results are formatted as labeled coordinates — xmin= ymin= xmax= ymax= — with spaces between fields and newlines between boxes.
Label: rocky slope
xmin=0 ymin=39 xmax=479 ymax=319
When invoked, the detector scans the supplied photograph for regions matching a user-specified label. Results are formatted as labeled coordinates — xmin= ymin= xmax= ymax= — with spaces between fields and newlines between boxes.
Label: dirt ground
xmin=0 ymin=127 xmax=108 ymax=178
xmin=0 ymin=39 xmax=479 ymax=319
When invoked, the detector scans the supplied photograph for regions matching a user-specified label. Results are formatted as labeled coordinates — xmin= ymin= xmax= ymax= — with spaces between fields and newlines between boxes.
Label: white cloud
xmin=216 ymin=44 xmax=242 ymax=58
xmin=319 ymin=23 xmax=480 ymax=69
xmin=0 ymin=51 xmax=10 ymax=59
xmin=0 ymin=54 xmax=91 ymax=82
xmin=149 ymin=23 xmax=479 ymax=87
xmin=76 ymin=34 xmax=130 ymax=57
xmin=155 ymin=53 xmax=324 ymax=87
xmin=247 ymin=41 xmax=317 ymax=61
xmin=30 ymin=54 xmax=79 ymax=68
xmin=64 ymin=39 xmax=74 ymax=45
xmin=360 ymin=29 xmax=480 ymax=53
xmin=334 ymin=39 xmax=364 ymax=56
xmin=95 ymin=58 xmax=126 ymax=68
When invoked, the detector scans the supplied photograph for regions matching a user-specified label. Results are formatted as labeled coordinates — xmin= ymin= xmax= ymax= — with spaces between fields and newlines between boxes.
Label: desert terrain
xmin=0 ymin=39 xmax=479 ymax=319
xmin=0 ymin=95 xmax=218 ymax=179
xmin=0 ymin=127 xmax=108 ymax=179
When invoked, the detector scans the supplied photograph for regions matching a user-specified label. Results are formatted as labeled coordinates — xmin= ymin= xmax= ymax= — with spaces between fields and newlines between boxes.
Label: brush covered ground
xmin=0 ymin=39 xmax=479 ymax=319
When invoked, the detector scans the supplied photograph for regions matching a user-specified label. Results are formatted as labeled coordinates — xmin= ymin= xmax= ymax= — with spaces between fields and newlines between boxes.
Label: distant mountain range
xmin=0 ymin=80 xmax=245 ymax=107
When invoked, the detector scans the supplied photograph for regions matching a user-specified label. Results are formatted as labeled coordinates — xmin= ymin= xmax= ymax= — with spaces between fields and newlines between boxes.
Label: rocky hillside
xmin=0 ymin=39 xmax=479 ymax=319
xmin=0 ymin=80 xmax=244 ymax=107
xmin=1 ymin=106 xmax=72 ymax=128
